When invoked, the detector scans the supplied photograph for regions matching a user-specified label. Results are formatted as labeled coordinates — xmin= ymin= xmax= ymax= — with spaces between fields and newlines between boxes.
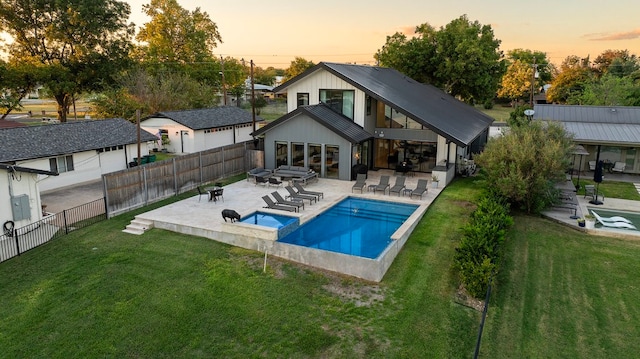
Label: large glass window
xmin=308 ymin=144 xmax=322 ymax=174
xmin=275 ymin=141 xmax=288 ymax=167
xmin=380 ymin=104 xmax=423 ymax=129
xmin=292 ymin=142 xmax=305 ymax=167
xmin=325 ymin=145 xmax=339 ymax=179
xmin=296 ymin=93 xmax=309 ymax=108
xmin=49 ymin=155 xmax=74 ymax=173
xmin=319 ymin=89 xmax=354 ymax=119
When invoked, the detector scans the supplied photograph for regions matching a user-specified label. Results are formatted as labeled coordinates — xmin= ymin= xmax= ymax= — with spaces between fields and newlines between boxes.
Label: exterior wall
xmin=142 ymin=118 xmax=254 ymax=154
xmin=0 ymin=170 xmax=42 ymax=227
xmin=263 ymin=114 xmax=353 ymax=180
xmin=285 ymin=70 xmax=367 ymax=127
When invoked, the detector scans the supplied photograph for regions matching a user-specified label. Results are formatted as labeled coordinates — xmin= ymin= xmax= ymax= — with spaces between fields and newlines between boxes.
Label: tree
xmin=0 ymin=0 xmax=134 ymax=122
xmin=375 ymin=15 xmax=506 ymax=103
xmin=475 ymin=121 xmax=574 ymax=213
xmin=496 ymin=60 xmax=535 ymax=104
xmin=135 ymin=0 xmax=222 ymax=64
xmin=576 ymin=73 xmax=639 ymax=106
xmin=0 ymin=60 xmax=43 ymax=120
xmin=283 ymin=57 xmax=315 ymax=82
xmin=546 ymin=56 xmax=594 ymax=104
xmin=593 ymin=49 xmax=639 ymax=78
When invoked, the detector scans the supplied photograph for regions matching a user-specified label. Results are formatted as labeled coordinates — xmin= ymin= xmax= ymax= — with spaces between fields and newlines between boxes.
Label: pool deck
xmin=129 ymin=170 xmax=441 ymax=282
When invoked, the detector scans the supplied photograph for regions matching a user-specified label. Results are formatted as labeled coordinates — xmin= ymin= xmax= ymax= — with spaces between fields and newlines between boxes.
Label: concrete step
xmin=122 ymin=218 xmax=154 ymax=235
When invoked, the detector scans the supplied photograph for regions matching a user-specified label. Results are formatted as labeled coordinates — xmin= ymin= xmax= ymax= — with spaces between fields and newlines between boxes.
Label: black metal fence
xmin=0 ymin=198 xmax=106 ymax=263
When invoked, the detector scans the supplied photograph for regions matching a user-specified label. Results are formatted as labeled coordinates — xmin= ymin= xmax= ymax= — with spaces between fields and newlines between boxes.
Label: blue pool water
xmin=278 ymin=197 xmax=418 ymax=259
xmin=240 ymin=212 xmax=298 ymax=229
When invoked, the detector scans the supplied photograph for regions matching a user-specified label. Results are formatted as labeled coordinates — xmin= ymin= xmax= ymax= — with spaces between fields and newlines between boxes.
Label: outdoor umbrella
xmin=590 ymin=160 xmax=604 ymax=205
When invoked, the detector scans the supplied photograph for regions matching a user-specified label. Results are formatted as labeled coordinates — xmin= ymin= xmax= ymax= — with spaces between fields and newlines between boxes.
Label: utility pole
xmin=220 ymin=55 xmax=227 ymax=105
xmin=250 ymin=60 xmax=257 ymax=133
xmin=530 ymin=57 xmax=537 ymax=108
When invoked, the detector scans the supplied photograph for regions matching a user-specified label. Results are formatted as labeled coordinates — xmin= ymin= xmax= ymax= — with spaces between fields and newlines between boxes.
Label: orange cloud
xmin=586 ymin=28 xmax=640 ymax=41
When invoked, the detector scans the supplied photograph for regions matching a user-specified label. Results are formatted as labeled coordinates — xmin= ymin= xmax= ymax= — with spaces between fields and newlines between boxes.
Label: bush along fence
xmin=0 ymin=198 xmax=107 ymax=263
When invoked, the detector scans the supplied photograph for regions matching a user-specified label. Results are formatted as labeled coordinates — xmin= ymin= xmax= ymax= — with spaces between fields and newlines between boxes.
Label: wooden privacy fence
xmin=104 ymin=142 xmax=263 ymax=217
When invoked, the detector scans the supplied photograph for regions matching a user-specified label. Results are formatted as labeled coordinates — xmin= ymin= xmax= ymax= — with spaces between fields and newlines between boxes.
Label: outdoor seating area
xmin=247 ymin=167 xmax=273 ymax=182
xmin=273 ymin=165 xmax=319 ymax=185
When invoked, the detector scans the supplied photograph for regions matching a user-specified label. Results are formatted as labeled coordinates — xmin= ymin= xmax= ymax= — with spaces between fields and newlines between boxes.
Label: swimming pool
xmin=278 ymin=197 xmax=419 ymax=259
xmin=587 ymin=207 xmax=640 ymax=230
xmin=240 ymin=211 xmax=298 ymax=229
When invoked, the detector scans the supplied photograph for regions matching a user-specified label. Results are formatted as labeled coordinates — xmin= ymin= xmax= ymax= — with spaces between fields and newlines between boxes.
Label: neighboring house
xmin=141 ymin=106 xmax=263 ymax=154
xmin=253 ymin=62 xmax=494 ymax=185
xmin=1 ymin=164 xmax=57 ymax=229
xmin=0 ymin=118 xmax=158 ymax=192
xmin=534 ymin=104 xmax=640 ymax=174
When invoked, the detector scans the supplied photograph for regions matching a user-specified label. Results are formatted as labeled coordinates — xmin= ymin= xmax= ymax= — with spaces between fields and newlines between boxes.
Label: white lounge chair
xmin=591 ymin=211 xmax=636 ymax=230
xmin=611 ymin=161 xmax=626 ymax=173
xmin=590 ymin=211 xmax=633 ymax=224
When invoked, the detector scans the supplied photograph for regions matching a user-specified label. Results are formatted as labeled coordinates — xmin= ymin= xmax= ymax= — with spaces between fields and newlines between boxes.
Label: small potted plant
xmin=584 ymin=214 xmax=596 ymax=229
xmin=577 ymin=218 xmax=586 ymax=227
xmin=431 ymin=174 xmax=439 ymax=188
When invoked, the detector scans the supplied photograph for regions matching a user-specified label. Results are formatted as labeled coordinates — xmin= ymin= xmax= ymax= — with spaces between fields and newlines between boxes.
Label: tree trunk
xmin=54 ymin=93 xmax=71 ymax=122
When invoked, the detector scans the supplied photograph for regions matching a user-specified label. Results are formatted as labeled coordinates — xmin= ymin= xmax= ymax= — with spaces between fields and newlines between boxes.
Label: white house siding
xmin=263 ymin=114 xmax=353 ymax=180
xmin=286 ymin=70 xmax=367 ymax=127
xmin=0 ymin=170 xmax=42 ymax=227
xmin=141 ymin=118 xmax=190 ymax=154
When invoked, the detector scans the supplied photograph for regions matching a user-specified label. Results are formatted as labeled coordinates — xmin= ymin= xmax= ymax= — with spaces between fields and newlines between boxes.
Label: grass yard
xmin=477 ymin=105 xmax=512 ymax=123
xmin=572 ymin=178 xmax=640 ymax=201
xmin=481 ymin=215 xmax=640 ymax=358
xmin=1 ymin=177 xmax=639 ymax=358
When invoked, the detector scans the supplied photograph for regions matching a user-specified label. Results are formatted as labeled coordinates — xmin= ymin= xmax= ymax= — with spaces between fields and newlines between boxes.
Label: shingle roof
xmin=0 ymin=118 xmax=158 ymax=162
xmin=146 ymin=106 xmax=263 ymax=130
xmin=534 ymin=104 xmax=640 ymax=145
xmin=274 ymin=62 xmax=494 ymax=146
xmin=253 ymin=103 xmax=372 ymax=143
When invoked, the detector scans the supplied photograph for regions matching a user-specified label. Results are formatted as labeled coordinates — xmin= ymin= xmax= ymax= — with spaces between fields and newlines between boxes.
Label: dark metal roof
xmin=534 ymin=104 xmax=640 ymax=145
xmin=147 ymin=106 xmax=263 ymax=130
xmin=253 ymin=103 xmax=372 ymax=144
xmin=0 ymin=118 xmax=158 ymax=162
xmin=274 ymin=62 xmax=494 ymax=146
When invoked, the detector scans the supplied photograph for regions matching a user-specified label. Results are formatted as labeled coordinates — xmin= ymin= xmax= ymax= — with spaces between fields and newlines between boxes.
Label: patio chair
xmin=271 ymin=191 xmax=303 ymax=211
xmin=262 ymin=195 xmax=297 ymax=212
xmin=211 ymin=188 xmax=224 ymax=202
xmin=294 ymin=183 xmax=323 ymax=200
xmin=588 ymin=161 xmax=596 ymax=171
xmin=590 ymin=210 xmax=632 ymax=224
xmin=611 ymin=161 xmax=626 ymax=173
xmin=352 ymin=173 xmax=367 ymax=193
xmin=389 ymin=176 xmax=406 ymax=196
xmin=285 ymin=185 xmax=317 ymax=204
xmin=374 ymin=175 xmax=390 ymax=195
xmin=591 ymin=211 xmax=636 ymax=230
xmin=268 ymin=177 xmax=283 ymax=187
xmin=197 ymin=186 xmax=209 ymax=202
xmin=409 ymin=179 xmax=428 ymax=199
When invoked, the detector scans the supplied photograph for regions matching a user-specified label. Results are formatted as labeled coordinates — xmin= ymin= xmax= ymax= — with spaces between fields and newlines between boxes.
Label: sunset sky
xmin=129 ymin=0 xmax=637 ymax=68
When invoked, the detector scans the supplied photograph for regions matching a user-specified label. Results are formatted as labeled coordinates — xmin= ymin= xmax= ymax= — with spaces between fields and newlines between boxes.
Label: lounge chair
xmin=590 ymin=210 xmax=633 ymax=224
xmin=589 ymin=161 xmax=596 ymax=171
xmin=374 ymin=175 xmax=390 ymax=195
xmin=255 ymin=176 xmax=269 ymax=186
xmin=389 ymin=176 xmax=406 ymax=196
xmin=591 ymin=211 xmax=636 ymax=229
xmin=352 ymin=173 xmax=366 ymax=193
xmin=271 ymin=191 xmax=303 ymax=211
xmin=285 ymin=185 xmax=317 ymax=204
xmin=262 ymin=195 xmax=297 ymax=212
xmin=293 ymin=183 xmax=323 ymax=200
xmin=409 ymin=179 xmax=428 ymax=199
xmin=611 ymin=161 xmax=626 ymax=173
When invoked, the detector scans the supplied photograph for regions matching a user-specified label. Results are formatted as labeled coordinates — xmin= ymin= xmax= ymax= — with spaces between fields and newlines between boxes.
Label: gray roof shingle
xmin=147 ymin=106 xmax=263 ymax=130
xmin=274 ymin=62 xmax=494 ymax=146
xmin=253 ymin=104 xmax=372 ymax=143
xmin=0 ymin=118 xmax=158 ymax=162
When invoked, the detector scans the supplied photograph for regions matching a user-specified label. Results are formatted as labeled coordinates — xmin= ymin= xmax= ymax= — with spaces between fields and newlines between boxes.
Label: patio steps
xmin=122 ymin=217 xmax=154 ymax=235
xmin=634 ymin=183 xmax=640 ymax=195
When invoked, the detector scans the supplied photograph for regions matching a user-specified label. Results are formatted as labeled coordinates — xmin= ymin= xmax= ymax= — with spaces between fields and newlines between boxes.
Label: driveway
xmin=40 ymin=180 xmax=105 ymax=214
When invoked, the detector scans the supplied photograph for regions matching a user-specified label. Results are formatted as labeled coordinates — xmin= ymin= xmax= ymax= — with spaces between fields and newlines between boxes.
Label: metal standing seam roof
xmin=0 ymin=118 xmax=158 ymax=162
xmin=252 ymin=103 xmax=372 ymax=144
xmin=274 ymin=62 xmax=494 ymax=146
xmin=146 ymin=106 xmax=264 ymax=130
xmin=534 ymin=104 xmax=640 ymax=145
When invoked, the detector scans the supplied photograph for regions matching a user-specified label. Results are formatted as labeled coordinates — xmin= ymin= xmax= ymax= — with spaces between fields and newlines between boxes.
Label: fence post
xmin=13 ymin=227 xmax=20 ymax=256
xmin=143 ymin=166 xmax=148 ymax=206
xmin=473 ymin=276 xmax=493 ymax=359
xmin=173 ymin=157 xmax=178 ymax=195
xmin=63 ymin=209 xmax=69 ymax=234
xmin=199 ymin=152 xmax=203 ymax=184
xmin=102 ymin=175 xmax=111 ymax=219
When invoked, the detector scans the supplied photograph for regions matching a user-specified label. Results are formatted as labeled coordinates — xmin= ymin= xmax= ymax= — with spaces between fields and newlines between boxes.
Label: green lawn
xmin=1 ymin=177 xmax=639 ymax=358
xmin=477 ymin=105 xmax=513 ymax=123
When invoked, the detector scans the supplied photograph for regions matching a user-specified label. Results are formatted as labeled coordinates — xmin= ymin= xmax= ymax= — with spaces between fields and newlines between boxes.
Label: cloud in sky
xmin=585 ymin=28 xmax=640 ymax=41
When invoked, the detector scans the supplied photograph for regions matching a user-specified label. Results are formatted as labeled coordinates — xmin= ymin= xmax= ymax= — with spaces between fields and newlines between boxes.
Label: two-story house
xmin=252 ymin=62 xmax=494 ymax=185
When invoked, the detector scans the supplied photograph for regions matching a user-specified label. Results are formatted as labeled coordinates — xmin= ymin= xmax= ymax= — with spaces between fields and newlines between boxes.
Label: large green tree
xmin=0 ymin=0 xmax=134 ymax=122
xmin=497 ymin=49 xmax=555 ymax=104
xmin=475 ymin=121 xmax=574 ymax=213
xmin=0 ymin=59 xmax=43 ymax=120
xmin=283 ymin=57 xmax=315 ymax=82
xmin=375 ymin=15 xmax=506 ymax=104
xmin=546 ymin=56 xmax=594 ymax=104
